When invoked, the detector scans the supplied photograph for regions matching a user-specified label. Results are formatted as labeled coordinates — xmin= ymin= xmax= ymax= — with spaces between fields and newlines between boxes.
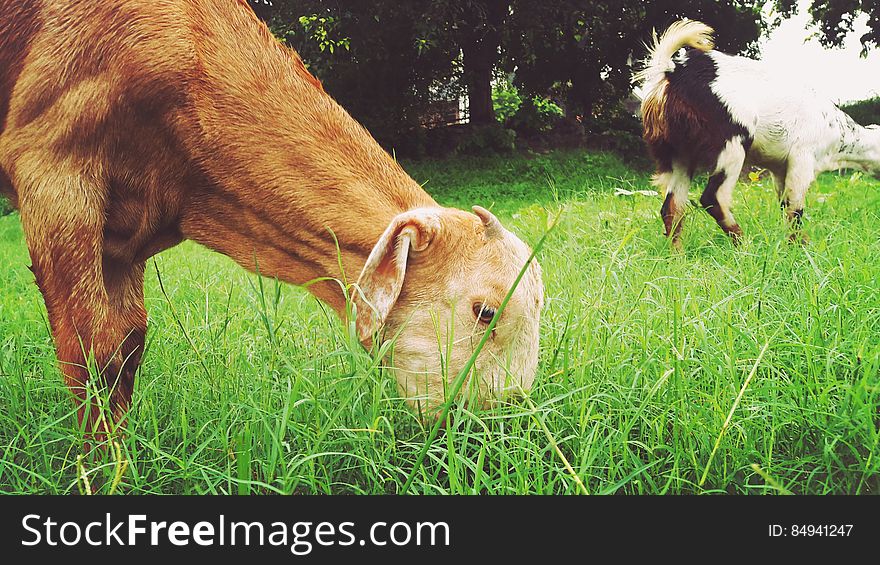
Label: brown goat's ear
xmin=353 ymin=208 xmax=441 ymax=344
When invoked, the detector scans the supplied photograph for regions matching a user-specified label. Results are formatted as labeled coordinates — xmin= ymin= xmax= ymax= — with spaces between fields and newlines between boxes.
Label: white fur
xmin=706 ymin=49 xmax=880 ymax=215
xmin=712 ymin=136 xmax=747 ymax=226
xmin=639 ymin=19 xmax=880 ymax=235
xmin=657 ymin=164 xmax=690 ymax=206
xmin=635 ymin=20 xmax=714 ymax=106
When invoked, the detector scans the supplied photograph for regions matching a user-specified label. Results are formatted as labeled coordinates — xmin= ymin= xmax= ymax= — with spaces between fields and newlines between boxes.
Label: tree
xmin=774 ymin=0 xmax=879 ymax=53
xmin=249 ymin=1 xmax=767 ymax=152
xmin=252 ymin=1 xmax=513 ymax=138
xmin=252 ymin=1 xmax=460 ymax=150
xmin=434 ymin=1 xmax=508 ymax=125
xmin=506 ymin=0 xmax=765 ymax=124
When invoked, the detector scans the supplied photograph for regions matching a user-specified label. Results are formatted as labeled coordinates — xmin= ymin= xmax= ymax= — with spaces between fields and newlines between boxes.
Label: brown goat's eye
xmin=472 ymin=303 xmax=497 ymax=324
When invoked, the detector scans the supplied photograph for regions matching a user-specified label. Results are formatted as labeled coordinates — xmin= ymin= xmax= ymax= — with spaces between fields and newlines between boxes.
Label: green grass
xmin=1 ymin=149 xmax=879 ymax=494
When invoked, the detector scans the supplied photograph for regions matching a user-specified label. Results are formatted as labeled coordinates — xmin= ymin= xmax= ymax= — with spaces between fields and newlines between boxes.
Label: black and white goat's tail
xmin=634 ymin=20 xmax=715 ymax=144
xmin=634 ymin=20 xmax=715 ymax=89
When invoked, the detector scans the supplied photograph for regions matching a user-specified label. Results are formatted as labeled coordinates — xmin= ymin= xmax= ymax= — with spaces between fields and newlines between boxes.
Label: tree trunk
xmin=460 ymin=0 xmax=508 ymax=126
xmin=569 ymin=64 xmax=598 ymax=122
xmin=463 ymin=43 xmax=496 ymax=125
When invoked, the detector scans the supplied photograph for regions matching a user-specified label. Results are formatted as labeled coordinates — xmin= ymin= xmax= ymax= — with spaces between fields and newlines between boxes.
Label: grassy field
xmin=1 ymin=149 xmax=879 ymax=494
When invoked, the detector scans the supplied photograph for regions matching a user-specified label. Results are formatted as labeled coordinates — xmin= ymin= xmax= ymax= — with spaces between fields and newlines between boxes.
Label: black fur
xmin=699 ymin=172 xmax=726 ymax=213
xmin=648 ymin=48 xmax=753 ymax=177
xmin=660 ymin=192 xmax=673 ymax=216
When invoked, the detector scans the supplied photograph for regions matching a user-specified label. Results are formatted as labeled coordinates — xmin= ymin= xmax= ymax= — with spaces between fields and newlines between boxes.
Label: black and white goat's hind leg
xmin=700 ymin=137 xmax=748 ymax=243
xmin=657 ymin=161 xmax=691 ymax=250
xmin=781 ymin=156 xmax=815 ymax=243
xmin=770 ymin=169 xmax=787 ymax=205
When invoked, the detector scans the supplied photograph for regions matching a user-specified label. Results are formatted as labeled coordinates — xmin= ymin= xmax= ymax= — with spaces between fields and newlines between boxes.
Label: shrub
xmin=532 ymin=96 xmax=564 ymax=121
xmin=508 ymin=97 xmax=565 ymax=136
xmin=492 ymin=80 xmax=565 ymax=135
xmin=841 ymin=96 xmax=880 ymax=126
xmin=410 ymin=122 xmax=517 ymax=159
xmin=579 ymin=102 xmax=649 ymax=167
xmin=454 ymin=123 xmax=517 ymax=156
xmin=492 ymin=83 xmax=522 ymax=124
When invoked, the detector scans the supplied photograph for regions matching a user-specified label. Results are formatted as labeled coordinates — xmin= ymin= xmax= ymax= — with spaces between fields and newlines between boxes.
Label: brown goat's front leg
xmin=102 ymin=259 xmax=147 ymax=424
xmin=19 ymin=184 xmax=144 ymax=446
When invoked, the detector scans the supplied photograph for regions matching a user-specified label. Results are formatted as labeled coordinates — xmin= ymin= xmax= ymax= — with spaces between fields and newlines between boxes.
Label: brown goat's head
xmin=353 ymin=206 xmax=544 ymax=416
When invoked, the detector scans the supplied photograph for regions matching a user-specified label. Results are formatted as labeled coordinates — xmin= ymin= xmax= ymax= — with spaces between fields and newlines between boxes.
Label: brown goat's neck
xmin=178 ymin=2 xmax=436 ymax=315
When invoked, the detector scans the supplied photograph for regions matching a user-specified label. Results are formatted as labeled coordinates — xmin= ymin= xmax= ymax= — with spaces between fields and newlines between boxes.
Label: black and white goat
xmin=635 ymin=20 xmax=880 ymax=247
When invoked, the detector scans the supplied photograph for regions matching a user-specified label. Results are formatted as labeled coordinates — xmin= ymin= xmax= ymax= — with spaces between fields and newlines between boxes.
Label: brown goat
xmin=0 ymin=0 xmax=544 ymax=442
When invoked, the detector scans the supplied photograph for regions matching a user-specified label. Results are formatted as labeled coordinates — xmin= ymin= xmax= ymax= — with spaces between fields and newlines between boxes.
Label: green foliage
xmin=4 ymin=148 xmax=880 ymax=494
xmin=0 ymin=196 xmax=11 ymax=217
xmin=532 ymin=96 xmax=564 ymax=120
xmin=579 ymin=100 xmax=647 ymax=165
xmin=254 ymin=1 xmax=766 ymax=154
xmin=262 ymin=1 xmax=462 ymax=152
xmin=494 ymin=81 xmax=564 ymax=136
xmin=506 ymin=0 xmax=765 ymax=122
xmin=507 ymin=97 xmax=564 ymax=135
xmin=297 ymin=15 xmax=350 ymax=53
xmin=841 ymin=97 xmax=880 ymax=126
xmin=492 ymin=82 xmax=522 ymax=124
xmin=773 ymin=0 xmax=879 ymax=53
xmin=453 ymin=124 xmax=517 ymax=156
